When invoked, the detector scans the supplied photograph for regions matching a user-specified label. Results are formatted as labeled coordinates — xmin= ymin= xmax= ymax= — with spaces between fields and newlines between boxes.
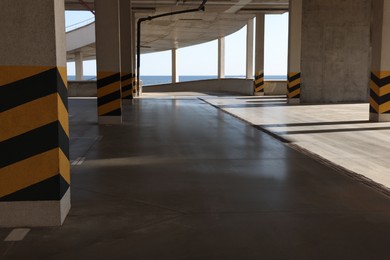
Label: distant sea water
xmin=68 ymin=75 xmax=287 ymax=86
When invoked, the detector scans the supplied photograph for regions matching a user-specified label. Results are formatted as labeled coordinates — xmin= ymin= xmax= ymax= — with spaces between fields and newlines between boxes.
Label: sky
xmin=65 ymin=11 xmax=288 ymax=77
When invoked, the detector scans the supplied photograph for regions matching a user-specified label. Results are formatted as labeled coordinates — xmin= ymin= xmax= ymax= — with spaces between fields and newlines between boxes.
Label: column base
xmin=255 ymin=92 xmax=265 ymax=96
xmin=0 ymin=188 xmax=71 ymax=227
xmin=122 ymin=99 xmax=133 ymax=106
xmin=98 ymin=116 xmax=122 ymax=125
xmin=288 ymin=98 xmax=300 ymax=104
xmin=369 ymin=113 xmax=390 ymax=122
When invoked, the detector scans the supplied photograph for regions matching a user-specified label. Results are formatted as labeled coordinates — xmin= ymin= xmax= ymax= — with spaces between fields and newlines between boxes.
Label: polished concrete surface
xmin=202 ymin=95 xmax=390 ymax=190
xmin=1 ymin=96 xmax=390 ymax=259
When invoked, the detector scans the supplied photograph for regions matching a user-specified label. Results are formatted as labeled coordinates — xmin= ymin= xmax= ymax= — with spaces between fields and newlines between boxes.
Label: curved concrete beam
xmin=66 ymin=22 xmax=95 ymax=52
xmin=66 ymin=22 xmax=96 ymax=61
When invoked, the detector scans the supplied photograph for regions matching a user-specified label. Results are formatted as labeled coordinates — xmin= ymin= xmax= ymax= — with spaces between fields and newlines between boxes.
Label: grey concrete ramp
xmin=1 ymin=97 xmax=390 ymax=259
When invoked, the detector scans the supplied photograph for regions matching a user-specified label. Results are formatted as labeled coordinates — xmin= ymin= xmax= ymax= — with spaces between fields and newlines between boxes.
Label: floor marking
xmin=71 ymin=157 xmax=82 ymax=166
xmin=71 ymin=157 xmax=86 ymax=166
xmin=76 ymin=157 xmax=86 ymax=165
xmin=4 ymin=229 xmax=30 ymax=242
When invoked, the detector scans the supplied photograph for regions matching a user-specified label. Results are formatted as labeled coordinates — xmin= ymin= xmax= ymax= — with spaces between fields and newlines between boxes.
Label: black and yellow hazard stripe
xmin=254 ymin=71 xmax=264 ymax=93
xmin=121 ymin=72 xmax=133 ymax=99
xmin=97 ymin=71 xmax=122 ymax=116
xmin=287 ymin=72 xmax=301 ymax=99
xmin=0 ymin=66 xmax=70 ymax=201
xmin=132 ymin=75 xmax=137 ymax=96
xmin=370 ymin=71 xmax=390 ymax=114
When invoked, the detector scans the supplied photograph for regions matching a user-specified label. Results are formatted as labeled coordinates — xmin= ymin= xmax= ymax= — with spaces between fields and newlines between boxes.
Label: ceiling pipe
xmin=78 ymin=0 xmax=95 ymax=15
xmin=136 ymin=0 xmax=208 ymax=95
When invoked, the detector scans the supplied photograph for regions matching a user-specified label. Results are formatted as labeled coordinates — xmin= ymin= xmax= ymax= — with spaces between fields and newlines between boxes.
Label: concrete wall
xmin=301 ymin=0 xmax=371 ymax=103
xmin=143 ymin=79 xmax=254 ymax=95
xmin=68 ymin=79 xmax=288 ymax=97
xmin=264 ymin=81 xmax=287 ymax=95
xmin=68 ymin=81 xmax=97 ymax=97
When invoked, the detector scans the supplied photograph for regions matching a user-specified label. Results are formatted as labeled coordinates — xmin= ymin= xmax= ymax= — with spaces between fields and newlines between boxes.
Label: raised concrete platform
xmin=1 ymin=95 xmax=390 ymax=259
xmin=202 ymin=95 xmax=390 ymax=191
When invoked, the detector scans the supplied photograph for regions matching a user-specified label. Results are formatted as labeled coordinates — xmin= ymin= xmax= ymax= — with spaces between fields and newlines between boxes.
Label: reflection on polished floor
xmin=1 ymin=96 xmax=390 ymax=259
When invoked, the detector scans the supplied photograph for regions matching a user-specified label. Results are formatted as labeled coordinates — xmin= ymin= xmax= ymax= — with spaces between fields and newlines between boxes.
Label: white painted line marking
xmin=71 ymin=157 xmax=81 ymax=166
xmin=76 ymin=157 xmax=86 ymax=165
xmin=4 ymin=228 xmax=30 ymax=242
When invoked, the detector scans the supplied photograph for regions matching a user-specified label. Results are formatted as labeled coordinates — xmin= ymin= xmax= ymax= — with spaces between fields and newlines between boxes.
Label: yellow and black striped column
xmin=97 ymin=72 xmax=122 ymax=120
xmin=0 ymin=66 xmax=70 ymax=226
xmin=96 ymin=0 xmax=122 ymax=124
xmin=287 ymin=72 xmax=301 ymax=102
xmin=370 ymin=1 xmax=390 ymax=121
xmin=370 ymin=72 xmax=390 ymax=120
xmin=0 ymin=0 xmax=70 ymax=227
xmin=131 ymin=11 xmax=138 ymax=98
xmin=119 ymin=0 xmax=133 ymax=102
xmin=254 ymin=71 xmax=265 ymax=95
xmin=132 ymin=74 xmax=138 ymax=97
xmin=254 ymin=14 xmax=265 ymax=96
xmin=121 ymin=72 xmax=133 ymax=100
xmin=287 ymin=0 xmax=302 ymax=104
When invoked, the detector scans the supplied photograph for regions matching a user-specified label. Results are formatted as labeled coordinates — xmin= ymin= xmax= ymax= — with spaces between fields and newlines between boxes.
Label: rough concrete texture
xmin=301 ymin=0 xmax=371 ymax=103
xmin=68 ymin=81 xmax=97 ymax=97
xmin=95 ymin=0 xmax=120 ymax=72
xmin=0 ymin=0 xmax=63 ymax=67
xmin=288 ymin=0 xmax=302 ymax=74
xmin=264 ymin=81 xmax=287 ymax=95
xmin=67 ymin=80 xmax=288 ymax=97
xmin=119 ymin=0 xmax=132 ymax=75
xmin=143 ymin=79 xmax=255 ymax=96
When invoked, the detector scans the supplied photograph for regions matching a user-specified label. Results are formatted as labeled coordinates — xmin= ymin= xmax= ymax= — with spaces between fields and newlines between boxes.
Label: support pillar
xmin=75 ymin=52 xmax=83 ymax=81
xmin=95 ymin=0 xmax=122 ymax=124
xmin=119 ymin=0 xmax=133 ymax=102
xmin=287 ymin=0 xmax=302 ymax=104
xmin=246 ymin=18 xmax=254 ymax=80
xmin=254 ymin=14 xmax=265 ymax=96
xmin=0 ymin=0 xmax=70 ymax=227
xmin=218 ymin=37 xmax=225 ymax=79
xmin=370 ymin=0 xmax=390 ymax=122
xmin=172 ymin=48 xmax=179 ymax=83
xmin=132 ymin=12 xmax=138 ymax=97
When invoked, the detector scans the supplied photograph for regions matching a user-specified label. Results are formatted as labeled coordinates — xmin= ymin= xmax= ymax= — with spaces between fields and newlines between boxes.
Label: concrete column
xmin=119 ymin=0 xmax=133 ymax=101
xmin=95 ymin=0 xmax=122 ymax=124
xmin=75 ymin=52 xmax=84 ymax=81
xmin=0 ymin=0 xmax=70 ymax=227
xmin=172 ymin=48 xmax=179 ymax=83
xmin=132 ymin=12 xmax=138 ymax=96
xmin=246 ymin=18 xmax=254 ymax=80
xmin=218 ymin=37 xmax=225 ymax=79
xmin=300 ymin=0 xmax=370 ymax=103
xmin=370 ymin=0 xmax=390 ymax=122
xmin=254 ymin=14 xmax=265 ymax=96
xmin=287 ymin=0 xmax=302 ymax=104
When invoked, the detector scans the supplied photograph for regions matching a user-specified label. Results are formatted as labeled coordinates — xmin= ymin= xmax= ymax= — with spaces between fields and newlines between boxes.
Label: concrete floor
xmin=1 ymin=96 xmax=390 ymax=259
xmin=202 ymin=95 xmax=390 ymax=190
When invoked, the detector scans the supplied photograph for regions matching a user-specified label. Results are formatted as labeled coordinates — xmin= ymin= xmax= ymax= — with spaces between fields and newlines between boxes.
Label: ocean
xmin=68 ymin=75 xmax=287 ymax=86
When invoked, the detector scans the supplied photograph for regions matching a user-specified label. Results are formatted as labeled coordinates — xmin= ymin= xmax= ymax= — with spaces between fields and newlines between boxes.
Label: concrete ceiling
xmin=65 ymin=0 xmax=288 ymax=53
